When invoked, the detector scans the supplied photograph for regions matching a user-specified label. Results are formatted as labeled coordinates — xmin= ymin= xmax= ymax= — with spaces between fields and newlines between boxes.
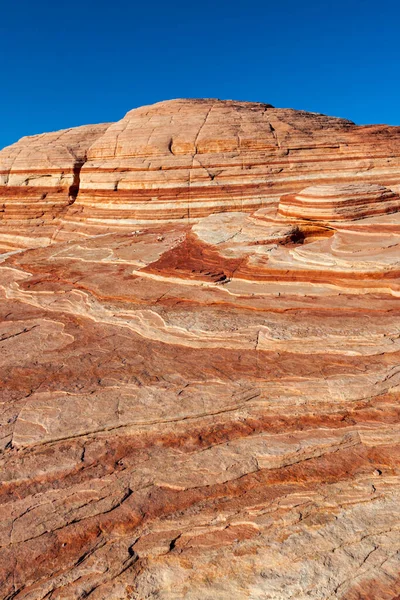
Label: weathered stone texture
xmin=1 ymin=99 xmax=400 ymax=599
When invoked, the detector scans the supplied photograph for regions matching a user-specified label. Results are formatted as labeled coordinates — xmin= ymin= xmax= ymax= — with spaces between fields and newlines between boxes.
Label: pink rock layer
xmin=1 ymin=99 xmax=400 ymax=600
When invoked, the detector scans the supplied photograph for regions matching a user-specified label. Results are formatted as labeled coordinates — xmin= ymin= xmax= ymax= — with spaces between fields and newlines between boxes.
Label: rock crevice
xmin=68 ymin=154 xmax=87 ymax=203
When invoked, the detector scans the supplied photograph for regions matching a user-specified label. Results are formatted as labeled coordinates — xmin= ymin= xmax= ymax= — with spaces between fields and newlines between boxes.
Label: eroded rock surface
xmin=1 ymin=99 xmax=400 ymax=599
xmin=279 ymin=183 xmax=400 ymax=221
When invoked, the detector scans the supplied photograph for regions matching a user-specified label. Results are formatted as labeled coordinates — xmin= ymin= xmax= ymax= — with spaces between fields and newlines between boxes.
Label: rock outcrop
xmin=1 ymin=99 xmax=400 ymax=600
xmin=279 ymin=183 xmax=400 ymax=221
xmin=2 ymin=98 xmax=400 ymax=248
xmin=0 ymin=124 xmax=109 ymax=249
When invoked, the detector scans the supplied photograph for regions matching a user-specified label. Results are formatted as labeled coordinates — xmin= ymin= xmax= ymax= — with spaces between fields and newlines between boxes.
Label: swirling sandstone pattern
xmin=1 ymin=99 xmax=400 ymax=600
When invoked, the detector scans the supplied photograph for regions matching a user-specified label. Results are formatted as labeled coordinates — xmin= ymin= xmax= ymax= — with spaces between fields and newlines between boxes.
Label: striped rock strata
xmin=2 ymin=98 xmax=400 ymax=248
xmin=279 ymin=183 xmax=400 ymax=221
xmin=1 ymin=99 xmax=400 ymax=600
xmin=0 ymin=123 xmax=109 ymax=250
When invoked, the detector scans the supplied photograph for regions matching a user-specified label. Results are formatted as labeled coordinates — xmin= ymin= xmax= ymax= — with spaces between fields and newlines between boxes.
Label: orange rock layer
xmin=1 ymin=99 xmax=400 ymax=600
xmin=279 ymin=183 xmax=400 ymax=221
xmin=2 ymin=99 xmax=400 ymax=247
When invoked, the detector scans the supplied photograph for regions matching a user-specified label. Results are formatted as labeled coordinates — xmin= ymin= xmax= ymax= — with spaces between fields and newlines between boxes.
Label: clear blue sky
xmin=1 ymin=0 xmax=399 ymax=149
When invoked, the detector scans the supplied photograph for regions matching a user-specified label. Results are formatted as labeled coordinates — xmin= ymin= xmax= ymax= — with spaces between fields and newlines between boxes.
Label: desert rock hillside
xmin=1 ymin=99 xmax=400 ymax=599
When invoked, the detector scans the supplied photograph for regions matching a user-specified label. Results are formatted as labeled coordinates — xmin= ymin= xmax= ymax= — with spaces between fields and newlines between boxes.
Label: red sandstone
xmin=0 ymin=99 xmax=400 ymax=599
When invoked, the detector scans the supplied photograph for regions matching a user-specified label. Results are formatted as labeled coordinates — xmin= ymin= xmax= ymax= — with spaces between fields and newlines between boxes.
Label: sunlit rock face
xmin=1 ymin=100 xmax=400 ymax=600
xmin=0 ymin=124 xmax=110 ymax=249
xmin=2 ymin=98 xmax=400 ymax=248
xmin=279 ymin=183 xmax=400 ymax=221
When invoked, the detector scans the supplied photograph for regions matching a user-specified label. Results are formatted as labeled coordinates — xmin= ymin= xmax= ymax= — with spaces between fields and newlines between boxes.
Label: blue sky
xmin=1 ymin=0 xmax=399 ymax=148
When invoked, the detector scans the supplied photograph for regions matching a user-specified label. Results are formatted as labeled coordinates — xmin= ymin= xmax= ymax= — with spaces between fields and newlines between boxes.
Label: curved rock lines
xmin=1 ymin=100 xmax=400 ymax=599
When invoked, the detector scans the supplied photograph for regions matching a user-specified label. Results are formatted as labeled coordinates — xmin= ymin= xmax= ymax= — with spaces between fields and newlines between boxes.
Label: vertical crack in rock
xmin=68 ymin=152 xmax=87 ymax=204
xmin=188 ymin=104 xmax=214 ymax=221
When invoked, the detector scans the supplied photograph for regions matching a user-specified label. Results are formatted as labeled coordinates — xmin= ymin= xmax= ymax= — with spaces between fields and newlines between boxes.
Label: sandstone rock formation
xmin=278 ymin=183 xmax=400 ymax=221
xmin=0 ymin=123 xmax=110 ymax=250
xmin=1 ymin=99 xmax=400 ymax=600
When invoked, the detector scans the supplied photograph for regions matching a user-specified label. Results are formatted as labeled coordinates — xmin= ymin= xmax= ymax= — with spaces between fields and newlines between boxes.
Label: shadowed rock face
xmin=1 ymin=99 xmax=400 ymax=600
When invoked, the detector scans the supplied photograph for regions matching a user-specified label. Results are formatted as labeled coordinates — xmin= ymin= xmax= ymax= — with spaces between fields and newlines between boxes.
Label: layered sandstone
xmin=1 ymin=99 xmax=400 ymax=600
xmin=2 ymin=98 xmax=400 ymax=247
xmin=278 ymin=183 xmax=400 ymax=221
xmin=0 ymin=123 xmax=109 ymax=249
xmin=66 ymin=99 xmax=400 ymax=230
